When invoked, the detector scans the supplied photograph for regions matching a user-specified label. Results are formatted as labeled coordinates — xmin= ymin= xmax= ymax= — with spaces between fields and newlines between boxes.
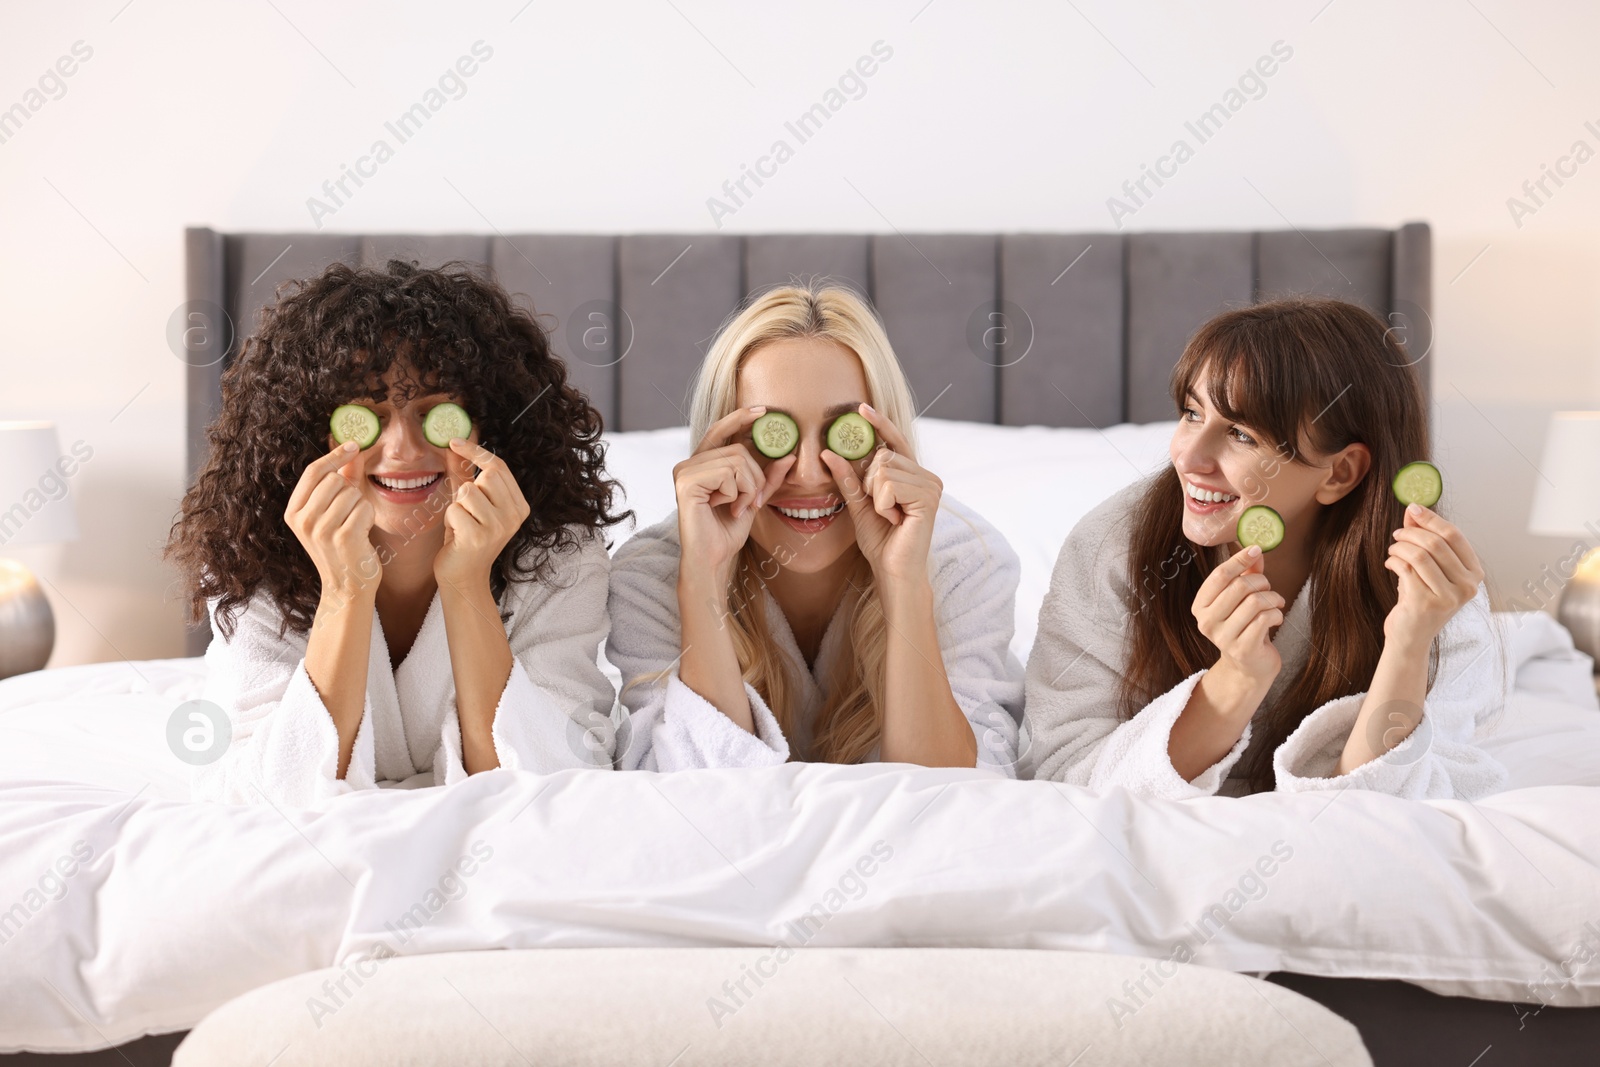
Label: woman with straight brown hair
xmin=1020 ymin=296 xmax=1508 ymax=799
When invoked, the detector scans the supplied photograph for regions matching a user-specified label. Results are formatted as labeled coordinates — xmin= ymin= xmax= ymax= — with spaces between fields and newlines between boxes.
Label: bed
xmin=3 ymin=225 xmax=1598 ymax=1065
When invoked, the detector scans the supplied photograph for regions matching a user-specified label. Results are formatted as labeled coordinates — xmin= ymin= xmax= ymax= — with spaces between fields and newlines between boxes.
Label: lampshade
xmin=1528 ymin=411 xmax=1600 ymax=537
xmin=0 ymin=422 xmax=82 ymax=548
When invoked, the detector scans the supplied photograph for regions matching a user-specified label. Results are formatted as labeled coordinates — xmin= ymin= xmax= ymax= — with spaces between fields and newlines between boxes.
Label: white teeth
xmin=1185 ymin=481 xmax=1238 ymax=504
xmin=775 ymin=503 xmax=844 ymax=520
xmin=375 ymin=474 xmax=440 ymax=491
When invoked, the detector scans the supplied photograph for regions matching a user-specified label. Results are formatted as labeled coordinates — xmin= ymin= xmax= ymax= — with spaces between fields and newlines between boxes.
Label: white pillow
xmin=597 ymin=418 xmax=1177 ymax=665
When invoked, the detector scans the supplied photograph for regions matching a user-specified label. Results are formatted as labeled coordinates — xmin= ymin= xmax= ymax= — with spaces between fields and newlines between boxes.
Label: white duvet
xmin=0 ymin=616 xmax=1597 ymax=1053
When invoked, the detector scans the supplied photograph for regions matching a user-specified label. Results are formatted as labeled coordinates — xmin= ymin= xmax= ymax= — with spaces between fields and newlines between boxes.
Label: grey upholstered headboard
xmin=179 ymin=226 xmax=1430 ymax=653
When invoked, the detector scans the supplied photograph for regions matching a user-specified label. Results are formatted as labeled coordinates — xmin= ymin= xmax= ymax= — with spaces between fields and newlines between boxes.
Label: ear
xmin=1314 ymin=442 xmax=1372 ymax=505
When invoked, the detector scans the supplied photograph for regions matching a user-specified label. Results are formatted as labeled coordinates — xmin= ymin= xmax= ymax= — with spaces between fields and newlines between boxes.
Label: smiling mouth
xmin=1183 ymin=480 xmax=1239 ymax=512
xmin=769 ymin=500 xmax=846 ymax=530
xmin=370 ymin=474 xmax=444 ymax=494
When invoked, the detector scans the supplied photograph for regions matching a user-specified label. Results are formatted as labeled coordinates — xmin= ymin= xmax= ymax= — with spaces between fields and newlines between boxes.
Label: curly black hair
xmin=166 ymin=258 xmax=632 ymax=639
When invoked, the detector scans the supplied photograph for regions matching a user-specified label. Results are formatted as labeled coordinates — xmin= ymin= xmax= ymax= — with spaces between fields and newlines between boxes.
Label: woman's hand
xmin=1193 ymin=545 xmax=1285 ymax=687
xmin=673 ymin=406 xmax=795 ymax=584
xmin=1383 ymin=504 xmax=1483 ymax=646
xmin=285 ymin=441 xmax=381 ymax=600
xmin=433 ymin=439 xmax=531 ymax=588
xmin=820 ymin=403 xmax=941 ymax=588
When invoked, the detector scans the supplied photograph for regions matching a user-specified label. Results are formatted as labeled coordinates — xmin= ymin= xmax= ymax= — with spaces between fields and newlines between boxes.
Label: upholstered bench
xmin=174 ymin=947 xmax=1370 ymax=1066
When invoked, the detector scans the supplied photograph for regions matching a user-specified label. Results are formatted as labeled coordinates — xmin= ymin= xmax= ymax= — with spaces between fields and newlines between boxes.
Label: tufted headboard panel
xmin=183 ymin=224 xmax=1432 ymax=488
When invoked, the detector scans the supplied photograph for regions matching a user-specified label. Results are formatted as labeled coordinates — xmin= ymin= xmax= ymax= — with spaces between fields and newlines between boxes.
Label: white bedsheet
xmin=0 ymin=615 xmax=1597 ymax=1053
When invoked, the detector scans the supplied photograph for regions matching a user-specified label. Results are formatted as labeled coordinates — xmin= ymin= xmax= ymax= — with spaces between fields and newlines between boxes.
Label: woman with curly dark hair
xmin=166 ymin=259 xmax=631 ymax=805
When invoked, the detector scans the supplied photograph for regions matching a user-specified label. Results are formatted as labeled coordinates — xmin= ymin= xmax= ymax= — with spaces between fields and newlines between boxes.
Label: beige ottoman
xmin=175 ymin=947 xmax=1370 ymax=1066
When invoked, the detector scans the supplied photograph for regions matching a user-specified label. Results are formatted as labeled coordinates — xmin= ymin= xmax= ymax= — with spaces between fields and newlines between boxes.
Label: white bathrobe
xmin=605 ymin=495 xmax=1026 ymax=775
xmin=194 ymin=526 xmax=619 ymax=806
xmin=1019 ymin=480 xmax=1511 ymax=800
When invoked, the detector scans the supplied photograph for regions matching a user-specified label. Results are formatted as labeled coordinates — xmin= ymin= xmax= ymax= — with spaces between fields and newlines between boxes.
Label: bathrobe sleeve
xmin=927 ymin=497 xmax=1027 ymax=778
xmin=1019 ymin=486 xmax=1253 ymax=799
xmin=1272 ymin=583 xmax=1511 ymax=800
xmin=430 ymin=527 xmax=621 ymax=783
xmin=193 ymin=594 xmax=380 ymax=808
xmin=605 ymin=514 xmax=792 ymax=772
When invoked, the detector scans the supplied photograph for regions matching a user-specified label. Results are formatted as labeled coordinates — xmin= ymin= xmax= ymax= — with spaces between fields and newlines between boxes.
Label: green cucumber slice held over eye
xmin=329 ymin=404 xmax=380 ymax=449
xmin=423 ymin=402 xmax=473 ymax=447
xmin=750 ymin=412 xmax=799 ymax=458
xmin=1236 ymin=505 xmax=1285 ymax=552
xmin=826 ymin=412 xmax=876 ymax=461
xmin=1392 ymin=460 xmax=1443 ymax=508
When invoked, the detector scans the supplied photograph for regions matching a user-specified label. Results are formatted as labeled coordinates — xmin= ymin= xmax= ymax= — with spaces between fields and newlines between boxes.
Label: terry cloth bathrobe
xmin=605 ymin=494 xmax=1026 ymax=775
xmin=1019 ymin=480 xmax=1511 ymax=800
xmin=194 ymin=526 xmax=619 ymax=807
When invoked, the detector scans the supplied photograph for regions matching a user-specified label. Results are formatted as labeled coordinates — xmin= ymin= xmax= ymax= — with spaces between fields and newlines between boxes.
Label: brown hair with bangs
xmin=1117 ymin=296 xmax=1432 ymax=791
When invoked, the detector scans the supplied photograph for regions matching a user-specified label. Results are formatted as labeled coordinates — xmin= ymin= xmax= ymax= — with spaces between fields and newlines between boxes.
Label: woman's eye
xmin=1181 ymin=406 xmax=1198 ymax=421
xmin=1229 ymin=426 xmax=1256 ymax=445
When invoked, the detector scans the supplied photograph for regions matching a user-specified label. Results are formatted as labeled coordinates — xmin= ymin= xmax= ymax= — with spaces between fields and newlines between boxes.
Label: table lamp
xmin=0 ymin=422 xmax=81 ymax=679
xmin=1527 ymin=410 xmax=1600 ymax=669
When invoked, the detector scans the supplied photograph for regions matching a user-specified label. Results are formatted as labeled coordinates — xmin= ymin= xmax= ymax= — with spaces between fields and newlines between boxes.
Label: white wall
xmin=1 ymin=0 xmax=1596 ymax=666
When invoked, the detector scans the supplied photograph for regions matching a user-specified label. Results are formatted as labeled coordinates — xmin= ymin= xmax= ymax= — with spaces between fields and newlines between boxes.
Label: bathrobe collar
xmin=366 ymin=589 xmax=453 ymax=781
xmin=759 ymin=587 xmax=856 ymax=761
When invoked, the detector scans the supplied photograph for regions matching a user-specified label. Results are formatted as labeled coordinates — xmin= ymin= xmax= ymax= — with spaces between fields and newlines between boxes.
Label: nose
xmin=378 ymin=409 xmax=432 ymax=462
xmin=789 ymin=433 xmax=835 ymax=494
xmin=1170 ymin=423 xmax=1217 ymax=476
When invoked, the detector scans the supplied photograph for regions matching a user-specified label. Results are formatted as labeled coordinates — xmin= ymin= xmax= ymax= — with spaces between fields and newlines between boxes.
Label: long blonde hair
xmin=686 ymin=280 xmax=921 ymax=763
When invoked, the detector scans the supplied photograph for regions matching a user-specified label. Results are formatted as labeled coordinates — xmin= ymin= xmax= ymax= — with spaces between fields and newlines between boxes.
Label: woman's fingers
xmin=315 ymin=480 xmax=362 ymax=532
xmin=288 ymin=442 xmax=360 ymax=515
xmin=1195 ymin=546 xmax=1265 ymax=613
xmin=689 ymin=455 xmax=754 ymax=515
xmin=1389 ymin=540 xmax=1452 ymax=600
xmin=1212 ymin=589 xmax=1284 ymax=648
xmin=698 ymin=461 xmax=735 ymax=508
xmin=300 ymin=469 xmax=358 ymax=528
xmin=872 ymin=474 xmax=902 ymax=525
xmin=865 ymin=464 xmax=940 ymax=527
xmin=820 ymin=450 xmax=873 ymax=519
xmin=1392 ymin=526 xmax=1473 ymax=591
xmin=694 ymin=405 xmax=769 ymax=455
xmin=828 ymin=447 xmax=899 ymax=512
xmin=1238 ymin=607 xmax=1285 ymax=646
xmin=1386 ymin=555 xmax=1424 ymax=603
xmin=1205 ymin=570 xmax=1275 ymax=623
xmin=732 ymin=454 xmax=770 ymax=517
xmin=444 ymin=435 xmax=486 ymax=495
xmin=854 ymin=402 xmax=911 ymax=456
xmin=1408 ymin=506 xmax=1485 ymax=579
xmin=755 ymin=453 xmax=797 ymax=509
xmin=452 ymin=481 xmax=495 ymax=526
xmin=448 ymin=439 xmax=529 ymax=519
xmin=336 ymin=497 xmax=375 ymax=542
xmin=710 ymin=453 xmax=757 ymax=513
xmin=1395 ymin=512 xmax=1481 ymax=586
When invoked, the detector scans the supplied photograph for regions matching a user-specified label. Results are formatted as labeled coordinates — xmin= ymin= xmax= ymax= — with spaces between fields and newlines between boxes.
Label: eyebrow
xmin=763 ymin=401 xmax=863 ymax=419
xmin=359 ymin=391 xmax=453 ymax=406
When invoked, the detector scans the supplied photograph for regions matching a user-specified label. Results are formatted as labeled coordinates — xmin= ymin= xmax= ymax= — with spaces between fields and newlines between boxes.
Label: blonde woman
xmin=606 ymin=282 xmax=1023 ymax=774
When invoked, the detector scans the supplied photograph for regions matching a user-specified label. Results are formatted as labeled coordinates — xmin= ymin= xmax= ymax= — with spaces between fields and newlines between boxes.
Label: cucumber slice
xmin=329 ymin=404 xmax=380 ymax=449
xmin=1236 ymin=505 xmax=1285 ymax=552
xmin=423 ymin=402 xmax=472 ymax=447
xmin=826 ymin=412 xmax=876 ymax=461
xmin=1392 ymin=460 xmax=1442 ymax=508
xmin=751 ymin=412 xmax=799 ymax=458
